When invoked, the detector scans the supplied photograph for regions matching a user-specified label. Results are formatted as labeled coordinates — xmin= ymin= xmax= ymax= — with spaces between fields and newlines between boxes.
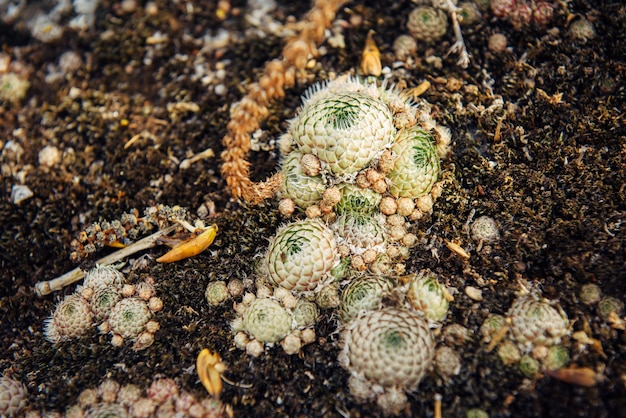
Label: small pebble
xmin=465 ymin=286 xmax=483 ymax=301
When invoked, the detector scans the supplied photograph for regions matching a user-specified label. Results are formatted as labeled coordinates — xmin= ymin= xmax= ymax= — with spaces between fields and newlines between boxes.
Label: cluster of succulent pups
xmin=62 ymin=377 xmax=227 ymax=418
xmin=44 ymin=265 xmax=163 ymax=350
xmin=481 ymin=292 xmax=571 ymax=379
xmin=489 ymin=0 xmax=556 ymax=29
xmin=216 ymin=76 xmax=458 ymax=414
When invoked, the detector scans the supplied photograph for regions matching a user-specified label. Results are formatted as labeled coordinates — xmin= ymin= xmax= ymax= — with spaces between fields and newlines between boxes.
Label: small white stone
xmin=465 ymin=286 xmax=483 ymax=301
xmin=38 ymin=145 xmax=62 ymax=167
xmin=11 ymin=185 xmax=33 ymax=204
xmin=214 ymin=84 xmax=227 ymax=96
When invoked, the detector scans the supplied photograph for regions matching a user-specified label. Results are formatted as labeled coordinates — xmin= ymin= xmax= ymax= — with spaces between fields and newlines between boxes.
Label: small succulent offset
xmin=483 ymin=291 xmax=572 ymax=376
xmin=231 ymin=290 xmax=317 ymax=357
xmin=405 ymin=270 xmax=451 ymax=322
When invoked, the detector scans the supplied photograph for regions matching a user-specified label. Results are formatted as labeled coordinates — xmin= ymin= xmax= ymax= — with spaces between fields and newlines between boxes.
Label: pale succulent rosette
xmin=82 ymin=265 xmax=125 ymax=291
xmin=289 ymin=84 xmax=396 ymax=175
xmin=265 ymin=219 xmax=339 ymax=292
xmin=388 ymin=126 xmax=441 ymax=199
xmin=332 ymin=213 xmax=386 ymax=254
xmin=507 ymin=294 xmax=570 ymax=352
xmin=0 ymin=376 xmax=28 ymax=417
xmin=44 ymin=293 xmax=94 ymax=343
xmin=340 ymin=307 xmax=435 ymax=412
xmin=242 ymin=298 xmax=293 ymax=344
xmin=90 ymin=286 xmax=123 ymax=321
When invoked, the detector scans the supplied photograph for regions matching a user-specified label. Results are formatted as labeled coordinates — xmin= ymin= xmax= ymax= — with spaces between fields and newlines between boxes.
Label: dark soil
xmin=0 ymin=0 xmax=624 ymax=417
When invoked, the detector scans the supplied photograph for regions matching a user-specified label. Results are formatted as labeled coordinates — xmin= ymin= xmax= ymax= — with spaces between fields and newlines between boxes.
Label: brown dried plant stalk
xmin=220 ymin=0 xmax=349 ymax=204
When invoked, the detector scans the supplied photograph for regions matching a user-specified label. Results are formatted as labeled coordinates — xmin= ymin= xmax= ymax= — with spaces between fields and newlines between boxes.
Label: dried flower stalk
xmin=221 ymin=0 xmax=348 ymax=204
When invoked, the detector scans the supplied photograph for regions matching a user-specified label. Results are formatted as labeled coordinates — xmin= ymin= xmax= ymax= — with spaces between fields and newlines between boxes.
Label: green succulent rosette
xmin=388 ymin=126 xmax=440 ymax=199
xmin=406 ymin=270 xmax=449 ymax=322
xmin=291 ymin=92 xmax=395 ymax=175
xmin=279 ymin=150 xmax=326 ymax=208
xmin=266 ymin=219 xmax=338 ymax=292
xmin=335 ymin=184 xmax=382 ymax=215
xmin=109 ymin=298 xmax=152 ymax=339
xmin=243 ymin=298 xmax=292 ymax=343
xmin=339 ymin=275 xmax=395 ymax=321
